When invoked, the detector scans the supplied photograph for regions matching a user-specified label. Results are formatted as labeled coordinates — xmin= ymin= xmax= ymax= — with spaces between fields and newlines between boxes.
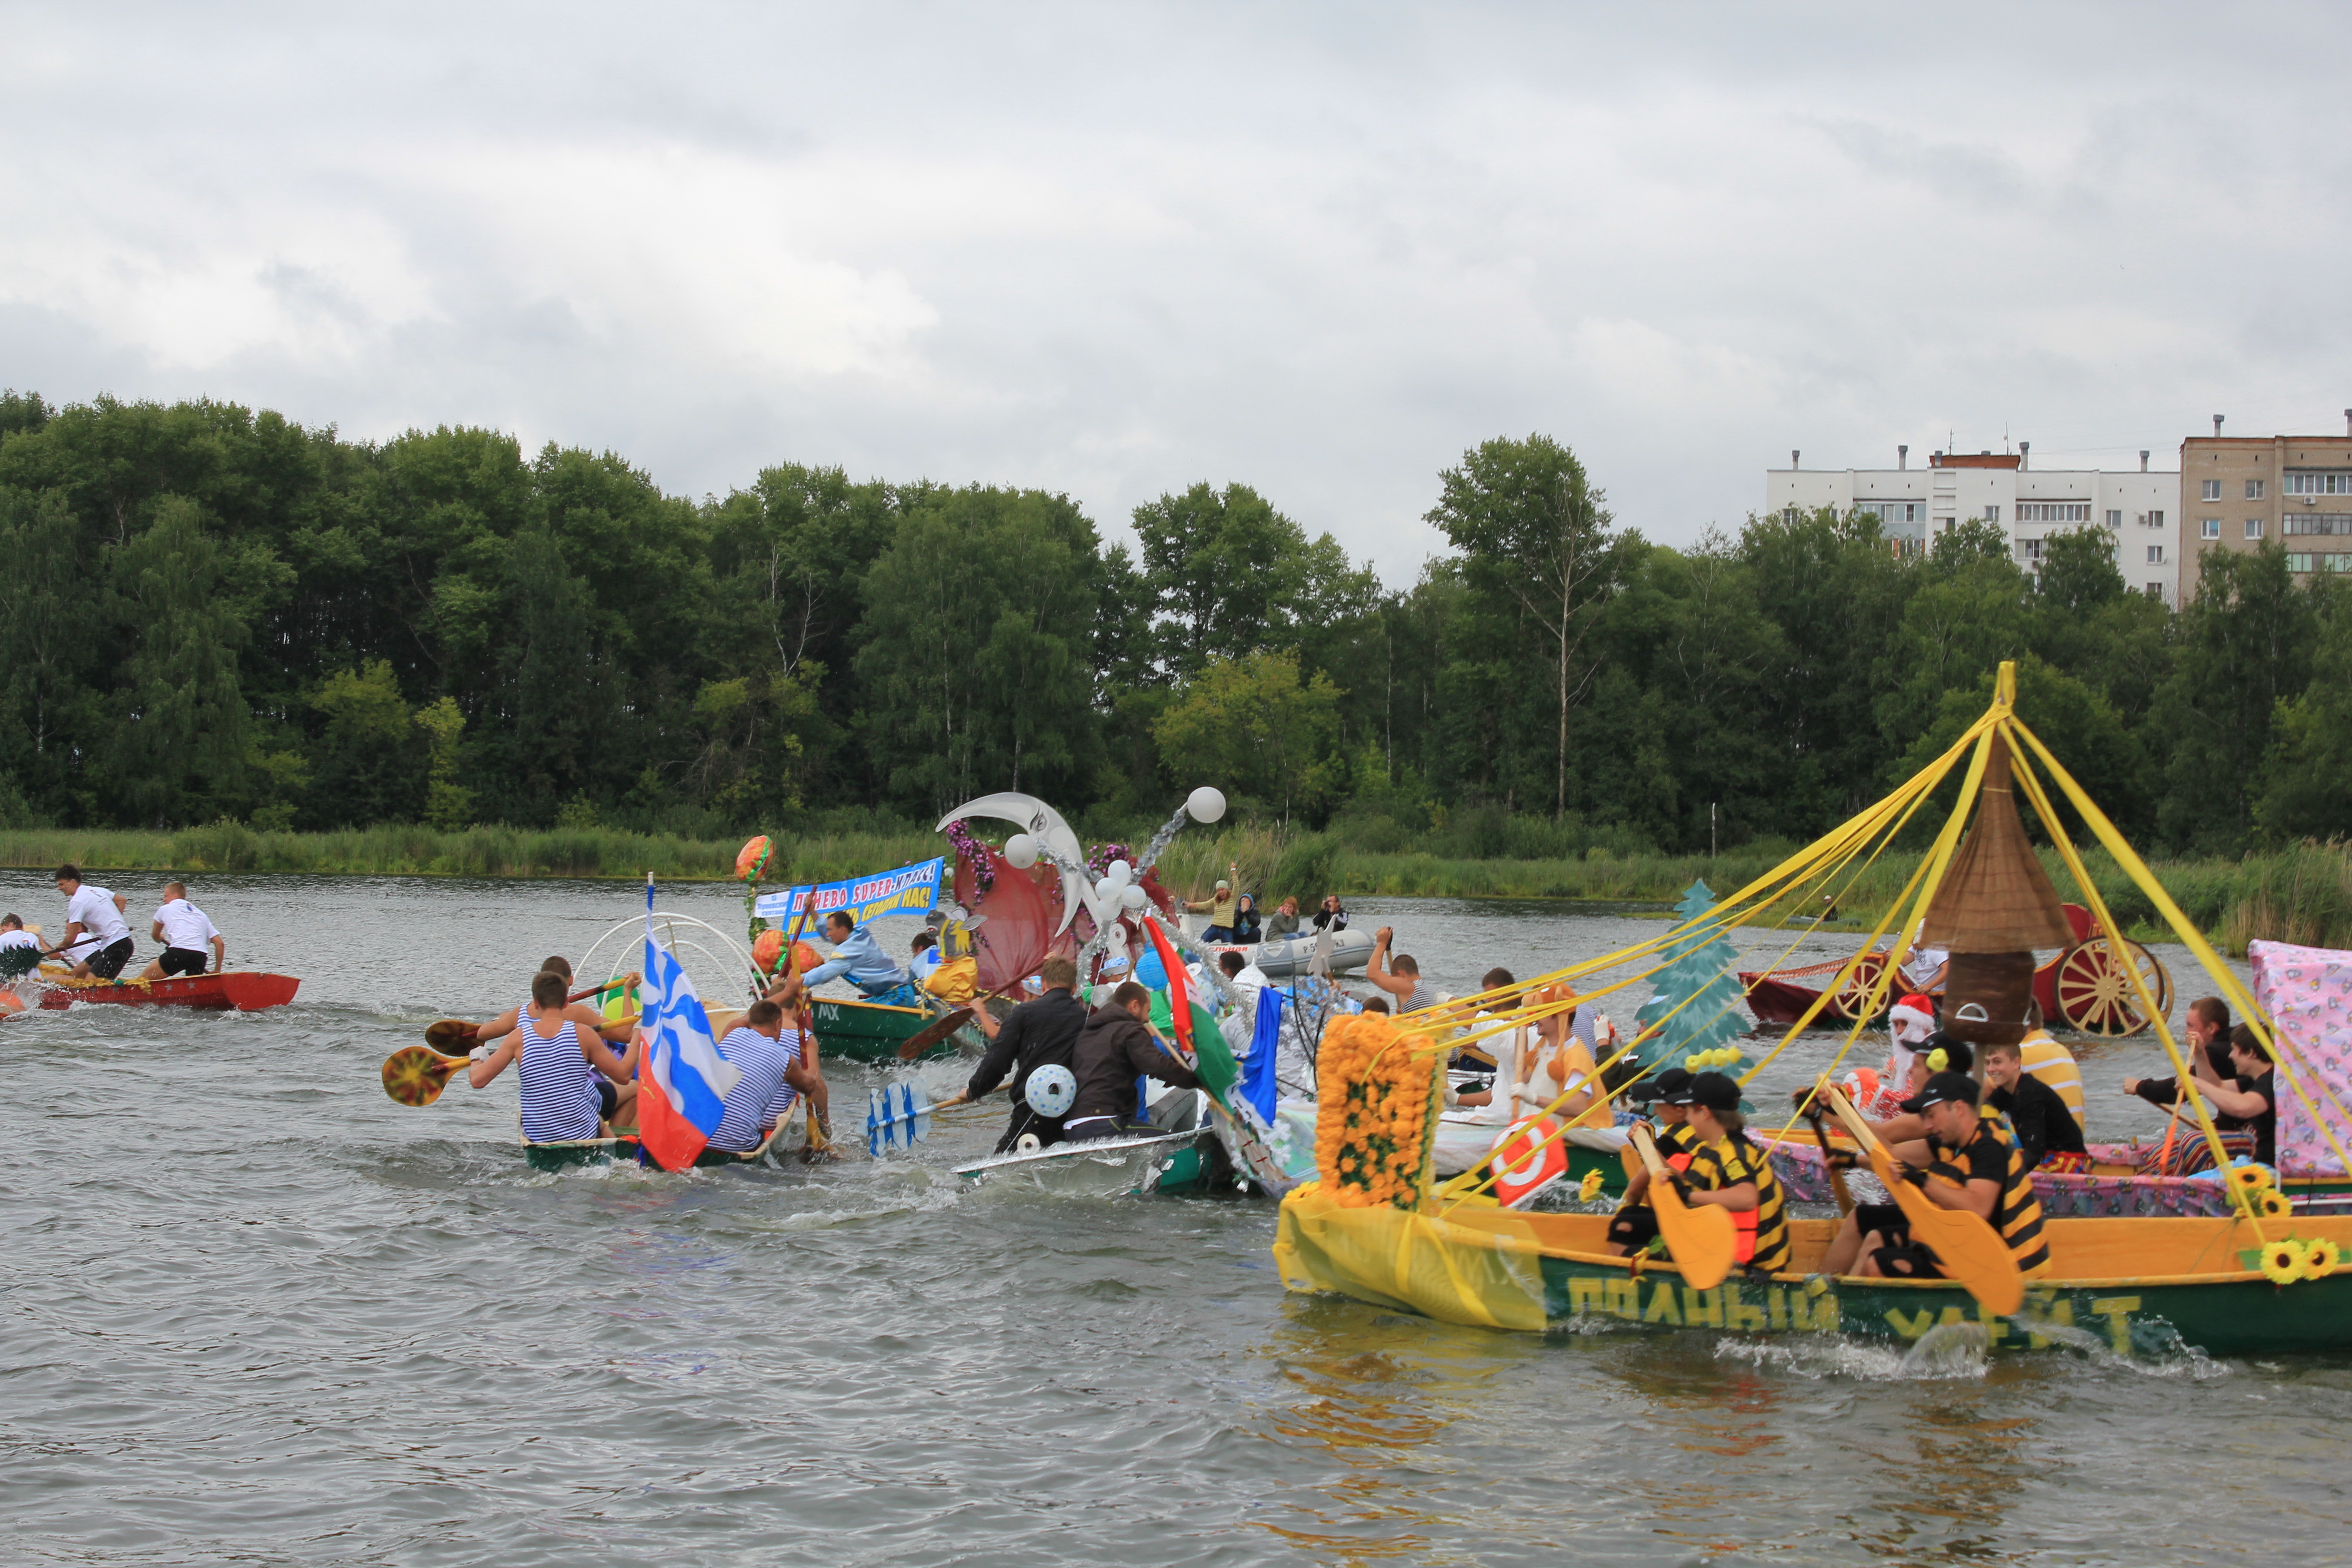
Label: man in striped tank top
xmin=469 ymin=970 xmax=641 ymax=1140
xmin=708 ymin=1000 xmax=822 ymax=1152
xmin=465 ymin=956 xmax=638 ymax=1051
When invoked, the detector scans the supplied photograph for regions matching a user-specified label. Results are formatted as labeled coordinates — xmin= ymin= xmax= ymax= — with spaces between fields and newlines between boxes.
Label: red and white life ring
xmin=1491 ymin=1116 xmax=1567 ymax=1206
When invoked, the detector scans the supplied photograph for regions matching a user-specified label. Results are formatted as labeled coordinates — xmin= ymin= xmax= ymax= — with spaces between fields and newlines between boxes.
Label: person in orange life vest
xmin=1613 ymin=1071 xmax=1790 ymax=1273
xmin=1606 ymin=1067 xmax=1697 ymax=1253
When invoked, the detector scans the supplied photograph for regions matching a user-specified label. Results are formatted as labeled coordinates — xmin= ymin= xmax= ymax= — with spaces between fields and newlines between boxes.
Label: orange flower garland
xmin=1314 ymin=1013 xmax=1443 ymax=1209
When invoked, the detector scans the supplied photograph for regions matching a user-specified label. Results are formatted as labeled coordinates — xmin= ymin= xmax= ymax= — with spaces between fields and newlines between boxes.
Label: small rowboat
xmin=807 ymin=995 xmax=985 ymax=1063
xmin=1275 ymin=1191 xmax=2352 ymax=1356
xmin=953 ymin=1126 xmax=1216 ymax=1196
xmin=1204 ymin=928 xmax=1375 ymax=979
xmin=27 ymin=968 xmax=300 ymax=1013
xmin=1737 ymin=903 xmax=2173 ymax=1036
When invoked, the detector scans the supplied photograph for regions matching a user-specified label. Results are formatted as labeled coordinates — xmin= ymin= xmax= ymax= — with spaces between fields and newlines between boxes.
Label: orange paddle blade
xmin=423 ymin=1019 xmax=477 ymax=1055
xmin=1631 ymin=1125 xmax=1736 ymax=1290
xmin=1824 ymin=1087 xmax=2024 ymax=1316
xmin=384 ymin=1046 xmax=466 ymax=1107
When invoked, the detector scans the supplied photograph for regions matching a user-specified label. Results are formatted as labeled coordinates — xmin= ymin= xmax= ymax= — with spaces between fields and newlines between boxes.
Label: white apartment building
xmin=1763 ymin=446 xmax=2180 ymax=604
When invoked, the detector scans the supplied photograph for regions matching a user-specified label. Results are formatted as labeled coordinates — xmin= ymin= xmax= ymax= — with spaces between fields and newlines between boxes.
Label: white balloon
xmin=1107 ymin=859 xmax=1133 ymax=886
xmin=1095 ymin=876 xmax=1120 ymax=902
xmin=1186 ymin=786 xmax=1227 ymax=823
xmin=1119 ymin=883 xmax=1149 ymax=910
xmin=1003 ymin=833 xmax=1040 ymax=869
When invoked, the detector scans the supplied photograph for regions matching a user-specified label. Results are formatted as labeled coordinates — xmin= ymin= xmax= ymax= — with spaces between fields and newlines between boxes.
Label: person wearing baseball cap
xmin=1676 ymin=1072 xmax=1792 ymax=1274
xmin=1821 ymin=1069 xmax=2050 ymax=1281
xmin=1606 ymin=1068 xmax=1698 ymax=1254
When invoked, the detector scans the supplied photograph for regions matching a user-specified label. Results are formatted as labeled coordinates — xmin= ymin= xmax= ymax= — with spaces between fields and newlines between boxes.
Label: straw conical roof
xmin=1919 ymin=733 xmax=2073 ymax=952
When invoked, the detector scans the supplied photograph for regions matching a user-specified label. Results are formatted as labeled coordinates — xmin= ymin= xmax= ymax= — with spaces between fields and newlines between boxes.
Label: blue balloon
xmin=1135 ymin=950 xmax=1167 ymax=988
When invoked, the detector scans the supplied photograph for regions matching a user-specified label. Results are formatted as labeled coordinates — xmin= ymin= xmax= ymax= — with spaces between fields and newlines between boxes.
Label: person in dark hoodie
xmin=962 ymin=954 xmax=1088 ymax=1151
xmin=1063 ymin=980 xmax=1203 ymax=1141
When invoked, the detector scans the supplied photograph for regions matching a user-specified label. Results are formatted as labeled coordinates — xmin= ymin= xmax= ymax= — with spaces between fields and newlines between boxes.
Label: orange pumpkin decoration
xmin=751 ymin=929 xmax=784 ymax=973
xmin=735 ymin=836 xmax=773 ymax=881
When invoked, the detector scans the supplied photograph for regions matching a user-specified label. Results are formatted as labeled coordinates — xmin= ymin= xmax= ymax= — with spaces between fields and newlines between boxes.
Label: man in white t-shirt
xmin=51 ymin=864 xmax=135 ymax=980
xmin=140 ymin=881 xmax=225 ymax=981
xmin=0 ymin=914 xmax=42 ymax=980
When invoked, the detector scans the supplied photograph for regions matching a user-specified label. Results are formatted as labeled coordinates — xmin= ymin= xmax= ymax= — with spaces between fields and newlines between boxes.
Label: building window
xmin=2285 ymin=472 xmax=2352 ymax=495
xmin=2203 ymin=480 xmax=2223 ymax=500
xmin=2146 ymin=583 xmax=2165 ymax=599
xmin=2246 ymin=479 xmax=2266 ymax=500
xmin=2286 ymin=514 xmax=2352 ymax=537
xmin=2279 ymin=554 xmax=2350 ymax=574
xmin=2016 ymin=537 xmax=2045 ymax=561
xmin=1853 ymin=500 xmax=1923 ymax=524
xmin=2017 ymin=503 xmax=2090 ymax=522
xmin=1983 ymin=505 xmax=2000 ymax=523
xmin=2246 ymin=518 xmax=2266 ymax=539
xmin=2201 ymin=518 xmax=2221 ymax=539
xmin=1782 ymin=506 xmax=1798 ymax=525
xmin=2107 ymin=509 xmax=2122 ymax=528
xmin=2146 ymin=544 xmax=2165 ymax=564
xmin=2147 ymin=510 xmax=2165 ymax=528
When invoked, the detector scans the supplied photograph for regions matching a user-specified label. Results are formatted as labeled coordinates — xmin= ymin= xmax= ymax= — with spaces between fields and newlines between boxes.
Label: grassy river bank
xmin=3 ymin=820 xmax=2347 ymax=955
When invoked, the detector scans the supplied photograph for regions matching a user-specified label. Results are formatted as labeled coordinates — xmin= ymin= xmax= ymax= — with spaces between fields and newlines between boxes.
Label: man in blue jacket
xmin=800 ymin=911 xmax=916 ymax=1005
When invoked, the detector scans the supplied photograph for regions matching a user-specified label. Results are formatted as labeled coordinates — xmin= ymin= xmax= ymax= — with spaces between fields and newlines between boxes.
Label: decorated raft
xmin=1275 ymin=664 xmax=2352 ymax=1356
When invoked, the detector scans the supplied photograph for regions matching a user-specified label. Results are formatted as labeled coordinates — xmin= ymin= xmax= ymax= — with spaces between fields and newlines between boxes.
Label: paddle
xmin=864 ymin=1082 xmax=936 ymax=1156
xmin=423 ymin=979 xmax=634 ymax=1055
xmin=383 ymin=1045 xmax=470 ymax=1107
xmin=1629 ymin=1123 xmax=1735 ymax=1291
xmin=1823 ymin=1085 xmax=2024 ymax=1316
xmin=1800 ymin=1102 xmax=1856 ymax=1216
xmin=896 ymin=1004 xmax=977 ymax=1060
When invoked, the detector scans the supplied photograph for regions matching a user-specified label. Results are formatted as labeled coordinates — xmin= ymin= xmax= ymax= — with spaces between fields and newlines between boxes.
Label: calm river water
xmin=5 ymin=872 xmax=2348 ymax=1567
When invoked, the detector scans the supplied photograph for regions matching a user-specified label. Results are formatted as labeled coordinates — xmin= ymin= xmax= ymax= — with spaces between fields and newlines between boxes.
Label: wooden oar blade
xmin=896 ymin=1007 xmax=974 ymax=1060
xmin=1824 ymin=1087 xmax=2024 ymax=1316
xmin=383 ymin=1046 xmax=464 ymax=1107
xmin=1631 ymin=1125 xmax=1737 ymax=1291
xmin=423 ymin=1019 xmax=476 ymax=1056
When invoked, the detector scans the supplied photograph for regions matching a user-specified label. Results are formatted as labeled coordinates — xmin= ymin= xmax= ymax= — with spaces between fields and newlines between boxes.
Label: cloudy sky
xmin=4 ymin=3 xmax=2347 ymax=581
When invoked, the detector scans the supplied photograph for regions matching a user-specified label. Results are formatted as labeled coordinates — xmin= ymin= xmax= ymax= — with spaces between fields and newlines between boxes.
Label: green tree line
xmin=2 ymin=392 xmax=2346 ymax=859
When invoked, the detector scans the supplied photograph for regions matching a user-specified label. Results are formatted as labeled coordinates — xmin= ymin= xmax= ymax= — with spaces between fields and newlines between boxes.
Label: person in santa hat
xmin=1868 ymin=994 xmax=1940 ymax=1118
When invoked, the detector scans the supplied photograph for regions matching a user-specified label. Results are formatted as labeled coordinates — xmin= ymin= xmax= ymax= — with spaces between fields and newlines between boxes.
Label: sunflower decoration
xmin=1578 ymin=1169 xmax=1606 ymax=1203
xmin=2260 ymin=1239 xmax=2308 ymax=1287
xmin=2302 ymin=1238 xmax=2342 ymax=1281
xmin=2229 ymin=1164 xmax=2276 ymax=1195
xmin=1313 ymin=1013 xmax=1443 ymax=1210
xmin=2255 ymin=1190 xmax=2293 ymax=1220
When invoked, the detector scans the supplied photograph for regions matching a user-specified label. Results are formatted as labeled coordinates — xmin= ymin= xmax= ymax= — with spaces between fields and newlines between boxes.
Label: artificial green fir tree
xmin=1632 ymin=879 xmax=1750 ymax=1072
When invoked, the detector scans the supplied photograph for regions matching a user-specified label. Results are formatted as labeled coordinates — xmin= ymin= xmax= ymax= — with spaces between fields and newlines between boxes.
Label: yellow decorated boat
xmin=1274 ymin=664 xmax=2352 ymax=1356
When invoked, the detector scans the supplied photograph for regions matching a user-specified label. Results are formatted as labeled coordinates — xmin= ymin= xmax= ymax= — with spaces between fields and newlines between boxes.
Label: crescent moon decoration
xmin=936 ymin=792 xmax=1100 ymax=936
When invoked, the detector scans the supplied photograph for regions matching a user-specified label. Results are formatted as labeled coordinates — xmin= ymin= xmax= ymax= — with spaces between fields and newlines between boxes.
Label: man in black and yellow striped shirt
xmin=1855 ymin=1070 xmax=2050 ymax=1280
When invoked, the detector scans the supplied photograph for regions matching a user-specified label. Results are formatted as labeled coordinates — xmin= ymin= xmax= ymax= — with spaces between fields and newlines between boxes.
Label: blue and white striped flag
xmin=635 ymin=878 xmax=742 ymax=1170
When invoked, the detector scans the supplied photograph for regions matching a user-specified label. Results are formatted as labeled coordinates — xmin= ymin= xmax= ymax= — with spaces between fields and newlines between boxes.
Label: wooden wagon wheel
xmin=2052 ymin=937 xmax=2171 ymax=1036
xmin=1829 ymin=951 xmax=1892 ymax=1024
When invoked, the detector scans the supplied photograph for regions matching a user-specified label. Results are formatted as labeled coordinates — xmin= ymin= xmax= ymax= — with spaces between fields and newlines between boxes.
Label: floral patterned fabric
xmin=2251 ymin=941 xmax=2352 ymax=1179
xmin=1759 ymin=1139 xmax=2235 ymax=1219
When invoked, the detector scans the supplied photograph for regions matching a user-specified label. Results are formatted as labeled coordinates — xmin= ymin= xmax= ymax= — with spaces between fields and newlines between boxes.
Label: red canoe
xmin=26 ymin=970 xmax=301 ymax=1013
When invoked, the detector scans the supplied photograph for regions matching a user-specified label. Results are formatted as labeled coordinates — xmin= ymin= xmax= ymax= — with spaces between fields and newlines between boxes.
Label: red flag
xmin=634 ymin=1039 xmax=710 ymax=1172
xmin=1144 ymin=917 xmax=1194 ymax=1057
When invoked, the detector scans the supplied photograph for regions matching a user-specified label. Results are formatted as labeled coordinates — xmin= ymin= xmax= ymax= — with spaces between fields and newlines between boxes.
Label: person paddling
xmin=0 ymin=914 xmax=41 ymax=980
xmin=470 ymin=970 xmax=642 ymax=1139
xmin=48 ymin=865 xmax=134 ymax=980
xmin=1063 ymin=980 xmax=1204 ymax=1142
xmin=800 ymin=911 xmax=916 ymax=1005
xmin=1820 ymin=1069 xmax=2050 ymax=1281
xmin=138 ymin=882 xmax=224 ymax=981
xmin=708 ymin=999 xmax=823 ymax=1153
xmin=960 ymin=954 xmax=1088 ymax=1150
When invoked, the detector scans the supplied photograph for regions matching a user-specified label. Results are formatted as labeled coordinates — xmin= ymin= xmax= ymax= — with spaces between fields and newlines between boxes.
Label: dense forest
xmin=1 ymin=388 xmax=2346 ymax=861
